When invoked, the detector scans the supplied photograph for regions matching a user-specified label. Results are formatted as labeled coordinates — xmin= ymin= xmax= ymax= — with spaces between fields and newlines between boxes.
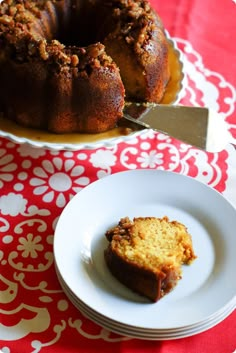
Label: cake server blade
xmin=123 ymin=103 xmax=235 ymax=152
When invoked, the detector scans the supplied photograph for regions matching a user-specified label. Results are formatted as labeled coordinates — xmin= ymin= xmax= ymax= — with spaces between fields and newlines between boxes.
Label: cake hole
xmin=53 ymin=3 xmax=112 ymax=47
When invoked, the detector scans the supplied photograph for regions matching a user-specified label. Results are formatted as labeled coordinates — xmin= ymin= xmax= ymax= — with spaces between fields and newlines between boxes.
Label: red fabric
xmin=0 ymin=1 xmax=235 ymax=352
xmin=150 ymin=0 xmax=236 ymax=88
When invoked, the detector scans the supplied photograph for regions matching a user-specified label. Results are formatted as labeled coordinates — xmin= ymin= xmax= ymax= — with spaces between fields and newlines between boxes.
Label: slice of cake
xmin=104 ymin=216 xmax=196 ymax=302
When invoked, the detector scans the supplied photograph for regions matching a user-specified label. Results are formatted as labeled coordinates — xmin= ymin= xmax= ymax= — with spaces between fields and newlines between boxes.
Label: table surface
xmin=0 ymin=0 xmax=236 ymax=352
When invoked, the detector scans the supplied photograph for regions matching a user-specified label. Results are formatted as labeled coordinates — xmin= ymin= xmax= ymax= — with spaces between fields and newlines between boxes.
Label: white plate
xmin=77 ymin=302 xmax=236 ymax=340
xmin=57 ymin=273 xmax=236 ymax=339
xmin=0 ymin=36 xmax=184 ymax=151
xmin=54 ymin=170 xmax=236 ymax=330
xmin=56 ymin=266 xmax=236 ymax=339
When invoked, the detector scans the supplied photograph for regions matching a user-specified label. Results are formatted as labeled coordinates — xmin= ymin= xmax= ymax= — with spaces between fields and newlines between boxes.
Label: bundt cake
xmin=0 ymin=0 xmax=170 ymax=134
xmin=104 ymin=217 xmax=196 ymax=302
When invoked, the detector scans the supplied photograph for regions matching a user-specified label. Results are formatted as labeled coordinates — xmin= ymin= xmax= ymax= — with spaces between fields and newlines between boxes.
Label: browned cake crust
xmin=104 ymin=217 xmax=196 ymax=302
xmin=0 ymin=0 xmax=170 ymax=134
xmin=102 ymin=1 xmax=170 ymax=102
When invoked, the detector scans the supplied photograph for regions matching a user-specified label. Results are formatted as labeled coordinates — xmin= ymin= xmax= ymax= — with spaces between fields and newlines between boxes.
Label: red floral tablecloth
xmin=0 ymin=0 xmax=236 ymax=352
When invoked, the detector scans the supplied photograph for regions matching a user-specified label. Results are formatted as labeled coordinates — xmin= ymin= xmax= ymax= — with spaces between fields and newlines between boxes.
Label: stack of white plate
xmin=54 ymin=170 xmax=236 ymax=340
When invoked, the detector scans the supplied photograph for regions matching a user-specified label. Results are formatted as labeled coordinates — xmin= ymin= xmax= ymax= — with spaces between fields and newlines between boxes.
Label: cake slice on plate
xmin=104 ymin=216 xmax=196 ymax=302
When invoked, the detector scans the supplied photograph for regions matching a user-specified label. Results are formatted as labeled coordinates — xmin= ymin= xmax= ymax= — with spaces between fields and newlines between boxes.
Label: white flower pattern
xmin=0 ymin=148 xmax=17 ymax=188
xmin=89 ymin=149 xmax=117 ymax=170
xmin=17 ymin=144 xmax=46 ymax=158
xmin=17 ymin=233 xmax=44 ymax=258
xmin=0 ymin=193 xmax=27 ymax=216
xmin=30 ymin=157 xmax=90 ymax=207
xmin=137 ymin=150 xmax=164 ymax=168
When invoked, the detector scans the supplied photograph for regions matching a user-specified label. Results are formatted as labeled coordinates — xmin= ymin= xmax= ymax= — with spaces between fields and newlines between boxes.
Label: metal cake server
xmin=122 ymin=103 xmax=235 ymax=152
